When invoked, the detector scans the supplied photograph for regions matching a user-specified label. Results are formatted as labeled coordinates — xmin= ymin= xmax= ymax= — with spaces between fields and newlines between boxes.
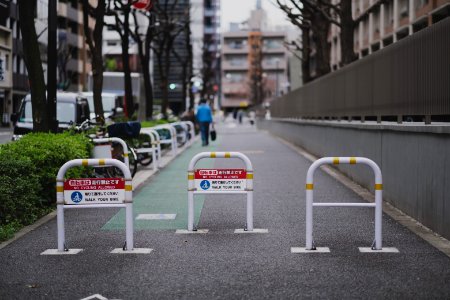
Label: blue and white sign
xmin=71 ymin=192 xmax=83 ymax=203
xmin=200 ymin=180 xmax=211 ymax=190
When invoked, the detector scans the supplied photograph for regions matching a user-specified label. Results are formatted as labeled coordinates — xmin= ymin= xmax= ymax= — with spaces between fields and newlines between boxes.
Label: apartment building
xmin=330 ymin=0 xmax=450 ymax=69
xmin=221 ymin=2 xmax=288 ymax=109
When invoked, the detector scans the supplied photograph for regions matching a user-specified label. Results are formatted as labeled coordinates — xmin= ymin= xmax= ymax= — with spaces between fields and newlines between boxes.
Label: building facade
xmin=330 ymin=0 xmax=450 ymax=69
xmin=3 ymin=0 xmax=93 ymax=125
xmin=221 ymin=2 xmax=288 ymax=110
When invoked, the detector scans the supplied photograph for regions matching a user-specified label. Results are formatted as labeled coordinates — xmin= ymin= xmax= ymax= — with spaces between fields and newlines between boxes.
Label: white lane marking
xmin=110 ymin=248 xmax=153 ymax=254
xmin=136 ymin=214 xmax=176 ymax=220
xmin=234 ymin=228 xmax=269 ymax=234
xmin=291 ymin=247 xmax=331 ymax=253
xmin=80 ymin=294 xmax=108 ymax=300
xmin=41 ymin=249 xmax=83 ymax=255
xmin=175 ymin=229 xmax=209 ymax=234
xmin=359 ymin=247 xmax=399 ymax=253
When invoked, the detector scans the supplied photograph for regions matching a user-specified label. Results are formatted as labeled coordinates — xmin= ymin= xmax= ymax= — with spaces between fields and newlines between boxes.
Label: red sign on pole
xmin=132 ymin=0 xmax=153 ymax=10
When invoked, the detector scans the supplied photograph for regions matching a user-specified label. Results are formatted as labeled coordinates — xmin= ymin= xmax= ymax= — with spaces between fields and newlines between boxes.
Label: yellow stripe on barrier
xmin=99 ymin=159 xmax=106 ymax=166
xmin=124 ymin=153 xmax=129 ymax=157
xmin=306 ymin=184 xmax=314 ymax=190
xmin=333 ymin=157 xmax=339 ymax=164
xmin=246 ymin=173 xmax=253 ymax=179
xmin=82 ymin=159 xmax=89 ymax=166
xmin=188 ymin=174 xmax=194 ymax=180
xmin=125 ymin=185 xmax=133 ymax=191
xmin=56 ymin=186 xmax=64 ymax=193
xmin=375 ymin=184 xmax=383 ymax=190
xmin=225 ymin=152 xmax=231 ymax=158
xmin=210 ymin=152 xmax=216 ymax=158
xmin=350 ymin=157 xmax=357 ymax=164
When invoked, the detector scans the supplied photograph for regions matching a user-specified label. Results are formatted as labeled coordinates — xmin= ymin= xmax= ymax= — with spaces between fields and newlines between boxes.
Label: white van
xmin=82 ymin=92 xmax=123 ymax=120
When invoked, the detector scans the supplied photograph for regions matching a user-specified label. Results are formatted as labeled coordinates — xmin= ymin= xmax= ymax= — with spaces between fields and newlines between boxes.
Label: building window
xmin=263 ymin=39 xmax=283 ymax=49
xmin=227 ymin=39 xmax=247 ymax=49
xmin=225 ymin=72 xmax=245 ymax=83
xmin=415 ymin=0 xmax=428 ymax=9
xmin=399 ymin=0 xmax=409 ymax=18
xmin=5 ymin=55 xmax=8 ymax=71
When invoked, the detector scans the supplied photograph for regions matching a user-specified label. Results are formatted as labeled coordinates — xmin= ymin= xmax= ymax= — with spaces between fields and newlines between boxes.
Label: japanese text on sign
xmin=63 ymin=178 xmax=125 ymax=204
xmin=194 ymin=169 xmax=247 ymax=192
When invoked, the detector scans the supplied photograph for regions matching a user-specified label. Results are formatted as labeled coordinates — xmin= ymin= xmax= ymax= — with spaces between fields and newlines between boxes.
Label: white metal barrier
xmin=141 ymin=128 xmax=162 ymax=167
xmin=183 ymin=121 xmax=196 ymax=145
xmin=154 ymin=124 xmax=177 ymax=156
xmin=55 ymin=159 xmax=134 ymax=252
xmin=136 ymin=130 xmax=158 ymax=171
xmin=92 ymin=137 xmax=130 ymax=169
xmin=187 ymin=152 xmax=254 ymax=231
xmin=171 ymin=121 xmax=189 ymax=145
xmin=305 ymin=157 xmax=383 ymax=250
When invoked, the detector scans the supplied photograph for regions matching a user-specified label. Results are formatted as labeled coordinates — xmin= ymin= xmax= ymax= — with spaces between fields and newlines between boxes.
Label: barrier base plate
xmin=110 ymin=248 xmax=153 ymax=254
xmin=41 ymin=249 xmax=83 ymax=255
xmin=358 ymin=247 xmax=399 ymax=253
xmin=175 ymin=229 xmax=209 ymax=234
xmin=234 ymin=229 xmax=269 ymax=234
xmin=291 ymin=247 xmax=331 ymax=253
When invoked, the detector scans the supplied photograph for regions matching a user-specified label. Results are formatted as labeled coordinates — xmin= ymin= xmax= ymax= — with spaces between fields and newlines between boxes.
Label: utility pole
xmin=275 ymin=59 xmax=279 ymax=98
xmin=47 ymin=0 xmax=58 ymax=132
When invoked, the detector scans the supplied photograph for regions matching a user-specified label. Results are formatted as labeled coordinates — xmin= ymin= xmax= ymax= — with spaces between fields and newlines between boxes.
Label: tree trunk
xmin=302 ymin=28 xmax=312 ymax=83
xmin=18 ymin=0 xmax=48 ymax=132
xmin=312 ymin=11 xmax=331 ymax=78
xmin=161 ymin=35 xmax=173 ymax=119
xmin=340 ymin=0 xmax=357 ymax=66
xmin=82 ymin=0 xmax=105 ymax=124
xmin=121 ymin=5 xmax=134 ymax=118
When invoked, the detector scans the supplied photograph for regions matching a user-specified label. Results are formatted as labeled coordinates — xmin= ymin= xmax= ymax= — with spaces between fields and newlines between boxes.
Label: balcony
xmin=222 ymin=61 xmax=248 ymax=71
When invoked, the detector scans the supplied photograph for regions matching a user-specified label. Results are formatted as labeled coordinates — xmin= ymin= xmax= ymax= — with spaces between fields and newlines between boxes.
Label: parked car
xmin=82 ymin=92 xmax=123 ymax=121
xmin=11 ymin=92 xmax=90 ymax=140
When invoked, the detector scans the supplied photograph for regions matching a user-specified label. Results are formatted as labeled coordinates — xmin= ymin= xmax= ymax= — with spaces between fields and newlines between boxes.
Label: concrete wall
xmin=259 ymin=119 xmax=450 ymax=240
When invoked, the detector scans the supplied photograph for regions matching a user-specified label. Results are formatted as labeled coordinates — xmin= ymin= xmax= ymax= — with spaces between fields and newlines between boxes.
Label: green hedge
xmin=0 ymin=132 xmax=92 ymax=241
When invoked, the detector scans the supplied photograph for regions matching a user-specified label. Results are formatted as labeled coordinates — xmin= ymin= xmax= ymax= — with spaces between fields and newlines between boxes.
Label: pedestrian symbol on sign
xmin=200 ymin=180 xmax=210 ymax=190
xmin=71 ymin=191 xmax=83 ymax=203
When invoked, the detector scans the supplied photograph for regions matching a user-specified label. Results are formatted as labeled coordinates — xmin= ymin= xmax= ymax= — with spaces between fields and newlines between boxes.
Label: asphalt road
xmin=0 ymin=121 xmax=450 ymax=299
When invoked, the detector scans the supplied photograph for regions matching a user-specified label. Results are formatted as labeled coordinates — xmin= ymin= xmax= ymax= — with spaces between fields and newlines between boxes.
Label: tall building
xmin=221 ymin=2 xmax=288 ymax=110
xmin=4 ymin=0 xmax=93 ymax=125
xmin=329 ymin=0 xmax=450 ymax=69
xmin=0 ymin=11 xmax=12 ymax=126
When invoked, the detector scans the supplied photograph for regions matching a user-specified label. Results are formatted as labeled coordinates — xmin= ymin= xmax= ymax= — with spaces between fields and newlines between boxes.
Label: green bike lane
xmin=103 ymin=138 xmax=220 ymax=231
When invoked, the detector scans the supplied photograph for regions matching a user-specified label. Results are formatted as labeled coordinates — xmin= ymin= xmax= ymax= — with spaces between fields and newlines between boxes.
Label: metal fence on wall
xmin=270 ymin=18 xmax=450 ymax=123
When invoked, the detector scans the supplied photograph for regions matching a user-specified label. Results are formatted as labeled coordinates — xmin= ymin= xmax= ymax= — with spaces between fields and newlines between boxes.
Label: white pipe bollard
xmin=187 ymin=152 xmax=254 ymax=232
xmin=154 ymin=124 xmax=177 ymax=156
xmin=56 ymin=159 xmax=133 ymax=252
xmin=144 ymin=128 xmax=162 ymax=164
xmin=138 ymin=130 xmax=158 ymax=171
xmin=92 ymin=137 xmax=130 ymax=170
xmin=305 ymin=157 xmax=383 ymax=250
xmin=183 ymin=121 xmax=196 ymax=145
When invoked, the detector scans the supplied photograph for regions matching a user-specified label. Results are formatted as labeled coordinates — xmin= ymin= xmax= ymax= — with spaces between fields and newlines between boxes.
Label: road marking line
xmin=136 ymin=214 xmax=177 ymax=220
xmin=358 ymin=247 xmax=399 ymax=253
xmin=110 ymin=248 xmax=153 ymax=254
xmin=234 ymin=228 xmax=268 ymax=234
xmin=175 ymin=229 xmax=209 ymax=234
xmin=40 ymin=249 xmax=83 ymax=255
xmin=291 ymin=247 xmax=331 ymax=253
xmin=80 ymin=293 xmax=108 ymax=300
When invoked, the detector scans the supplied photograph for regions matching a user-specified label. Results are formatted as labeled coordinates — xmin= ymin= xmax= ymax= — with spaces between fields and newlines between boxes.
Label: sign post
xmin=42 ymin=159 xmax=151 ymax=255
xmin=180 ymin=152 xmax=266 ymax=234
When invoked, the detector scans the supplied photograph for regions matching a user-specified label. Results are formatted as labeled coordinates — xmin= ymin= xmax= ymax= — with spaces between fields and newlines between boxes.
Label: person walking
xmin=196 ymin=99 xmax=213 ymax=146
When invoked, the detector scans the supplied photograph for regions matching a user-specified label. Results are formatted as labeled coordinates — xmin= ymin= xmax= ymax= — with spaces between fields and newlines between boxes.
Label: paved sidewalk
xmin=0 ymin=121 xmax=450 ymax=299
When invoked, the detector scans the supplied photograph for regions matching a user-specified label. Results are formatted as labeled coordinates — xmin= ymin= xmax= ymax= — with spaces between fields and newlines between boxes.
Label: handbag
xmin=210 ymin=124 xmax=217 ymax=141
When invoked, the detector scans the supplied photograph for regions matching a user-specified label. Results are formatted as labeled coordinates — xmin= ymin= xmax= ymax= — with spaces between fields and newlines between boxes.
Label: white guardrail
xmin=293 ymin=157 xmax=398 ymax=253
xmin=186 ymin=152 xmax=255 ymax=232
xmin=154 ymin=124 xmax=177 ymax=156
xmin=41 ymin=158 xmax=151 ymax=255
